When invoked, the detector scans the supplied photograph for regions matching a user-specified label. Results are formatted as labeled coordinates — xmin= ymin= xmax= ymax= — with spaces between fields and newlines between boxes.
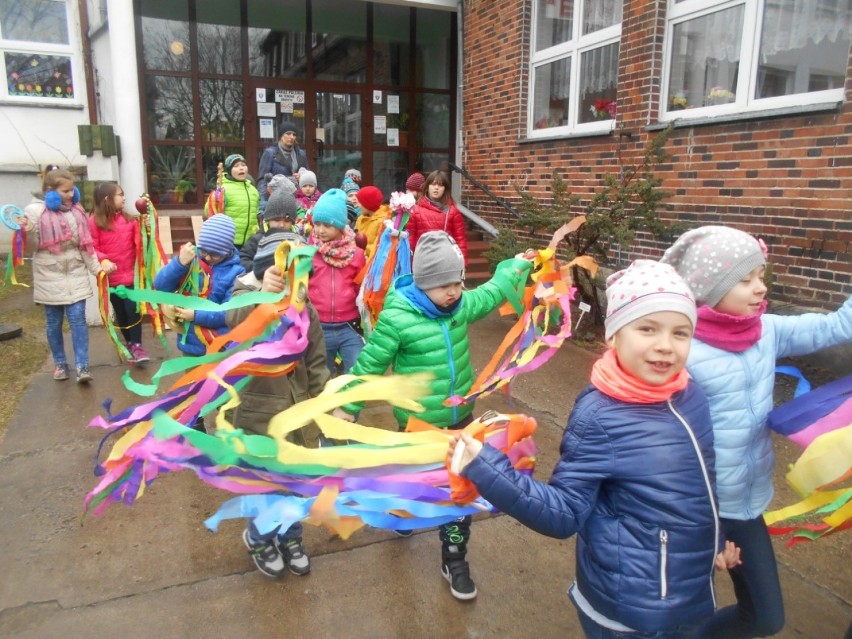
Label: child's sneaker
xmin=53 ymin=364 xmax=70 ymax=381
xmin=128 ymin=343 xmax=150 ymax=364
xmin=278 ymin=538 xmax=311 ymax=576
xmin=441 ymin=545 xmax=477 ymax=600
xmin=242 ymin=528 xmax=286 ymax=578
xmin=76 ymin=367 xmax=93 ymax=384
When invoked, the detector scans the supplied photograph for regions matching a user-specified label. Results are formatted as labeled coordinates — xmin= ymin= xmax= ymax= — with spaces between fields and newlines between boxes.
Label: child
xmin=341 ymin=177 xmax=361 ymax=226
xmin=88 ymin=181 xmax=149 ymax=364
xmin=335 ymin=231 xmax=533 ymax=601
xmin=408 ymin=170 xmax=468 ymax=264
xmin=343 ymin=168 xmax=362 ymax=186
xmin=203 ymin=154 xmax=259 ymax=249
xmin=451 ymin=260 xmax=740 ymax=635
xmin=16 ymin=169 xmax=102 ymax=383
xmin=153 ymin=214 xmax=244 ymax=358
xmin=404 ymin=171 xmax=426 ymax=200
xmin=307 ymin=189 xmax=367 ymax=375
xmin=354 ymin=185 xmax=390 ymax=258
xmin=258 ymin=172 xmax=297 ymax=219
xmin=239 ymin=187 xmax=302 ymax=272
xmin=295 ymin=170 xmax=322 ymax=214
xmin=660 ymin=226 xmax=852 ymax=639
xmin=225 ymin=231 xmax=330 ymax=579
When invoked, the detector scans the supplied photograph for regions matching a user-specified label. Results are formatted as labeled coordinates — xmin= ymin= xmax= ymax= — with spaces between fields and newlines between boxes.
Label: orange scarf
xmin=590 ymin=349 xmax=689 ymax=404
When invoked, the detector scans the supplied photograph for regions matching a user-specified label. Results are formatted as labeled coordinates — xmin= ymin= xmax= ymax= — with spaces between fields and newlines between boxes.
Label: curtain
xmin=760 ymin=0 xmax=852 ymax=56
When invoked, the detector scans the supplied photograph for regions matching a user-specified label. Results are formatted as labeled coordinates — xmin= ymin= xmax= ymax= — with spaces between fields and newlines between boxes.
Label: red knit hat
xmin=356 ymin=185 xmax=384 ymax=212
xmin=405 ymin=172 xmax=426 ymax=193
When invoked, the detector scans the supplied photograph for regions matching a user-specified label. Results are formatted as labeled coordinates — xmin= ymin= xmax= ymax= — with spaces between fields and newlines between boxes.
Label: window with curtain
xmin=528 ymin=0 xmax=622 ymax=137
xmin=0 ymin=0 xmax=78 ymax=101
xmin=663 ymin=0 xmax=851 ymax=118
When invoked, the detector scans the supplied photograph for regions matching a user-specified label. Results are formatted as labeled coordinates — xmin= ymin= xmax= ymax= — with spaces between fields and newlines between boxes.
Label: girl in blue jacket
xmin=451 ymin=260 xmax=739 ymax=638
xmin=661 ymin=226 xmax=852 ymax=639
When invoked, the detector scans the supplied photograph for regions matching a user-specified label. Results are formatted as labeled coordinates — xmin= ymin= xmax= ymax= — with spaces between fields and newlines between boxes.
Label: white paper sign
xmin=256 ymin=88 xmax=266 ymax=102
xmin=578 ymin=302 xmax=591 ymax=313
xmin=259 ymin=118 xmax=275 ymax=139
xmin=373 ymin=90 xmax=382 ymax=104
xmin=387 ymin=128 xmax=399 ymax=147
xmin=387 ymin=95 xmax=400 ymax=114
xmin=315 ymin=127 xmax=325 ymax=143
xmin=374 ymin=115 xmax=387 ymax=134
xmin=281 ymin=101 xmax=294 ymax=113
xmin=275 ymin=89 xmax=305 ymax=103
xmin=257 ymin=102 xmax=276 ymax=117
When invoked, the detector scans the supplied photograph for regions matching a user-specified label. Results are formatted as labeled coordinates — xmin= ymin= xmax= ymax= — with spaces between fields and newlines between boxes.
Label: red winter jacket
xmin=309 ymin=248 xmax=367 ymax=323
xmin=408 ymin=197 xmax=468 ymax=264
xmin=88 ymin=214 xmax=140 ymax=287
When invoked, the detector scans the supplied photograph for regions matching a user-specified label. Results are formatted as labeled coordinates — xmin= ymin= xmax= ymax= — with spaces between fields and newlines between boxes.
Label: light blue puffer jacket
xmin=686 ymin=296 xmax=852 ymax=520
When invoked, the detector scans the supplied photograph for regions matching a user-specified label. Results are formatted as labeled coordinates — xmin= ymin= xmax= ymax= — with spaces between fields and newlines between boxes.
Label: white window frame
xmin=527 ymin=2 xmax=621 ymax=139
xmin=660 ymin=0 xmax=847 ymax=121
xmin=0 ymin=0 xmax=83 ymax=104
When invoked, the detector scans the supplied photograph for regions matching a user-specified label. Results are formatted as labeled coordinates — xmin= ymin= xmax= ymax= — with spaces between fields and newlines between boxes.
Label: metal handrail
xmin=443 ymin=161 xmax=520 ymax=219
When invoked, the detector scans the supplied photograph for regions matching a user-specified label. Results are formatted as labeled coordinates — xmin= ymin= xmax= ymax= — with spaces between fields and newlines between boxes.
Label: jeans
xmin=248 ymin=520 xmax=303 ymax=544
xmin=109 ymin=290 xmax=142 ymax=344
xmin=44 ymin=301 xmax=88 ymax=368
xmin=578 ymin=607 xmax=701 ymax=639
xmin=700 ymin=516 xmax=785 ymax=638
xmin=320 ymin=321 xmax=364 ymax=375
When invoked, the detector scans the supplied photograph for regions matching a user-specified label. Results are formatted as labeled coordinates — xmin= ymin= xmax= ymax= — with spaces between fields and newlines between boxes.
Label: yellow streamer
xmin=786 ymin=424 xmax=852 ymax=496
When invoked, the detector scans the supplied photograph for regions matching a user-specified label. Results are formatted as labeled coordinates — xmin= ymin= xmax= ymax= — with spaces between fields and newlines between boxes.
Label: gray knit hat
xmin=660 ymin=225 xmax=766 ymax=307
xmin=264 ymin=187 xmax=299 ymax=222
xmin=604 ymin=260 xmax=697 ymax=340
xmin=413 ymin=231 xmax=465 ymax=290
xmin=267 ymin=173 xmax=297 ymax=196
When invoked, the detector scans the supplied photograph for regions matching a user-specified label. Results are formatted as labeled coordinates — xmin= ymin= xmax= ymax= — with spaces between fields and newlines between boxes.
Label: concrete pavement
xmin=0 ymin=309 xmax=849 ymax=638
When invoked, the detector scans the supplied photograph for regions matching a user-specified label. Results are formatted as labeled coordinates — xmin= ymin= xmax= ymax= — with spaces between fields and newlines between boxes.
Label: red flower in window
xmin=590 ymin=99 xmax=616 ymax=121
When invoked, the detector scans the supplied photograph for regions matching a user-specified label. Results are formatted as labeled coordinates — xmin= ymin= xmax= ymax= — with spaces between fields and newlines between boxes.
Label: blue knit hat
xmin=224 ymin=154 xmax=246 ymax=172
xmin=311 ymin=189 xmax=348 ymax=230
xmin=197 ymin=214 xmax=236 ymax=256
xmin=341 ymin=177 xmax=360 ymax=195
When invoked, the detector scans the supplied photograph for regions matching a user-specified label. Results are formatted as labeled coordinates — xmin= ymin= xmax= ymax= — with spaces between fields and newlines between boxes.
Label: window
xmin=663 ymin=0 xmax=851 ymax=118
xmin=528 ymin=0 xmax=622 ymax=137
xmin=0 ymin=0 xmax=78 ymax=101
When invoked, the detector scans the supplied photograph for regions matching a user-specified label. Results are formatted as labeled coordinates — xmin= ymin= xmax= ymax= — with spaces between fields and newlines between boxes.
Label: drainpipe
xmin=78 ymin=0 xmax=97 ymax=125
xmin=454 ymin=0 xmax=464 ymax=198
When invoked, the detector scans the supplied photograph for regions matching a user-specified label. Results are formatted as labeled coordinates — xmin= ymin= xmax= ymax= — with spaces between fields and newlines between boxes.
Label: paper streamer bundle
xmin=1 ymin=204 xmax=29 ymax=288
xmin=206 ymin=162 xmax=225 ymax=215
xmin=765 ymin=373 xmax=852 ymax=547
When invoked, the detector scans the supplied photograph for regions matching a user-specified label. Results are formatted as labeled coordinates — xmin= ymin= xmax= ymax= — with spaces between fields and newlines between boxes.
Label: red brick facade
xmin=460 ymin=0 xmax=851 ymax=309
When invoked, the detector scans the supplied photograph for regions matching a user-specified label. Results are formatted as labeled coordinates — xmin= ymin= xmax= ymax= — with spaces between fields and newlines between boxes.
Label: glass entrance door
xmin=252 ymin=83 xmax=311 ymax=185
xmin=314 ymin=91 xmax=364 ymax=192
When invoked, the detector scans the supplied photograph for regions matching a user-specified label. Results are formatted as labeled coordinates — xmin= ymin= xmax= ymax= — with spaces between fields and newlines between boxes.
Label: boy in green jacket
xmin=334 ymin=230 xmax=532 ymax=602
xmin=204 ymin=153 xmax=260 ymax=248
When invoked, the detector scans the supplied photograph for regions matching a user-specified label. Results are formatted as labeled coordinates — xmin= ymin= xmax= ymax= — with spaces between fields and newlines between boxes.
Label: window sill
xmin=0 ymin=99 xmax=85 ymax=110
xmin=647 ymin=101 xmax=843 ymax=131
xmin=521 ymin=126 xmax=615 ymax=144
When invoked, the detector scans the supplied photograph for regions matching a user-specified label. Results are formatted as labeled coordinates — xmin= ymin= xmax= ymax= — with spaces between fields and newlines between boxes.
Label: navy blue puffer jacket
xmin=464 ymin=382 xmax=719 ymax=633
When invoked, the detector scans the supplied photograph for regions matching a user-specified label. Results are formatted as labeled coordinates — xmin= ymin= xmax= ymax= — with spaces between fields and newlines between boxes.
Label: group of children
xmin=17 ymin=163 xmax=852 ymax=639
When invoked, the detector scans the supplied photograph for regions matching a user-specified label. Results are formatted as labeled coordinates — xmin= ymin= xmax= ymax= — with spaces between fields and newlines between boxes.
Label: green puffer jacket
xmin=346 ymin=258 xmax=531 ymax=429
xmin=205 ymin=175 xmax=260 ymax=247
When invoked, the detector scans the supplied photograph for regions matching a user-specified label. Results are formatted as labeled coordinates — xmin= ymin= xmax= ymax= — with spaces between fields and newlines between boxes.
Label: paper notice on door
xmin=259 ymin=118 xmax=275 ymax=139
xmin=257 ymin=102 xmax=276 ymax=117
xmin=387 ymin=95 xmax=400 ymax=114
xmin=373 ymin=90 xmax=382 ymax=104
xmin=281 ymin=101 xmax=294 ymax=114
xmin=256 ymin=88 xmax=266 ymax=102
xmin=387 ymin=128 xmax=399 ymax=147
xmin=374 ymin=115 xmax=387 ymax=134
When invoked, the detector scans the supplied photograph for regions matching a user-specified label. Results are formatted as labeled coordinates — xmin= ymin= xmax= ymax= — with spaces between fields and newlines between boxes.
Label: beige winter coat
xmin=22 ymin=201 xmax=101 ymax=305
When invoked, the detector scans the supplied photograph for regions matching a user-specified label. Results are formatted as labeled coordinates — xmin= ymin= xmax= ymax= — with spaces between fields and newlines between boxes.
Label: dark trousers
xmin=439 ymin=414 xmax=475 ymax=550
xmin=109 ymin=290 xmax=142 ymax=344
xmin=701 ymin=515 xmax=785 ymax=638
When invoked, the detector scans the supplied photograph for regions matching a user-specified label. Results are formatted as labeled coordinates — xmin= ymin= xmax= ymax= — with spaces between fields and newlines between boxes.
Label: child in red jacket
xmin=88 ymin=182 xmax=149 ymax=364
xmin=308 ymin=188 xmax=366 ymax=375
xmin=408 ymin=170 xmax=468 ymax=264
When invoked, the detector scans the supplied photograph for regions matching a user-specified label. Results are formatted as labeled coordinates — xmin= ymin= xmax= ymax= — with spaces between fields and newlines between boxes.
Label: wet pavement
xmin=0 ymin=309 xmax=849 ymax=638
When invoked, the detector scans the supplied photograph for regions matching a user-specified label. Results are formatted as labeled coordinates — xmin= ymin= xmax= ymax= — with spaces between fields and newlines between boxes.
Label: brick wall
xmin=460 ymin=0 xmax=852 ymax=310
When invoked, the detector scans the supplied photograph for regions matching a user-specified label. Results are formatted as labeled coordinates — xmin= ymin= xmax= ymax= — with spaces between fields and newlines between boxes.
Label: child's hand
xmin=514 ymin=248 xmax=536 ymax=261
xmin=446 ymin=431 xmax=483 ymax=474
xmin=715 ymin=541 xmax=742 ymax=571
xmin=101 ymin=259 xmax=117 ymax=274
xmin=261 ymin=265 xmax=286 ymax=293
xmin=332 ymin=407 xmax=355 ymax=422
xmin=179 ymin=242 xmax=196 ymax=266
xmin=13 ymin=214 xmax=30 ymax=230
xmin=175 ymin=307 xmax=195 ymax=322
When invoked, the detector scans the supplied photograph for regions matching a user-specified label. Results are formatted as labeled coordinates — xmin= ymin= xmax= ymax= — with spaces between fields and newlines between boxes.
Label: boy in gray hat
xmin=239 ymin=187 xmax=303 ymax=272
xmin=334 ymin=230 xmax=533 ymax=602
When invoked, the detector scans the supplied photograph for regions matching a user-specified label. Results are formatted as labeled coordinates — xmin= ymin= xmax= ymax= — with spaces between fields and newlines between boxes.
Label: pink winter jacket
xmin=308 ymin=248 xmax=366 ymax=323
xmin=88 ymin=214 xmax=140 ymax=287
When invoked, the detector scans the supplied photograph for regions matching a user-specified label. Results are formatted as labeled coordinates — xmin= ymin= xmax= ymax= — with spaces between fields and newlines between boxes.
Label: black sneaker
xmin=242 ymin=528 xmax=286 ymax=578
xmin=442 ymin=550 xmax=477 ymax=600
xmin=278 ymin=538 xmax=311 ymax=576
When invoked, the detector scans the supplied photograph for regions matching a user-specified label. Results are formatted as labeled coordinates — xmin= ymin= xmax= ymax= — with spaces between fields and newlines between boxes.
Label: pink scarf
xmin=38 ymin=203 xmax=94 ymax=255
xmin=590 ymin=348 xmax=689 ymax=404
xmin=694 ymin=300 xmax=767 ymax=352
xmin=315 ymin=226 xmax=357 ymax=268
